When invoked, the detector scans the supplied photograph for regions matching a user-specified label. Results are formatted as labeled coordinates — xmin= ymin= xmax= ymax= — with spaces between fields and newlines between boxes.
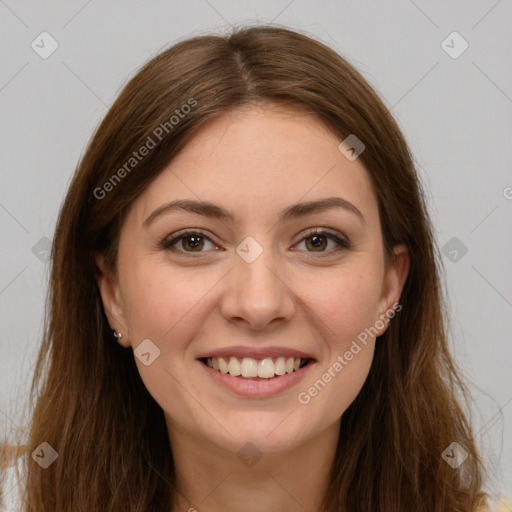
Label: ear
xmin=91 ymin=252 xmax=131 ymax=347
xmin=376 ymin=244 xmax=410 ymax=335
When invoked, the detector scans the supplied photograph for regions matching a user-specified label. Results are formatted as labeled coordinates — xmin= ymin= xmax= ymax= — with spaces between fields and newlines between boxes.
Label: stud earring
xmin=112 ymin=331 xmax=123 ymax=340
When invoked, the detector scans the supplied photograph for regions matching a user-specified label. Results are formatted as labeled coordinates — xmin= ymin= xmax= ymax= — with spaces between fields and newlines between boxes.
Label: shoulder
xmin=478 ymin=497 xmax=512 ymax=512
xmin=0 ymin=460 xmax=23 ymax=511
xmin=497 ymin=498 xmax=512 ymax=511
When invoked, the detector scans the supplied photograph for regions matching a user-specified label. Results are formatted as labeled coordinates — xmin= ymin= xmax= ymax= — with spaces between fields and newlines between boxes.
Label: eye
xmin=160 ymin=227 xmax=351 ymax=257
xmin=161 ymin=230 xmax=219 ymax=255
xmin=293 ymin=228 xmax=351 ymax=255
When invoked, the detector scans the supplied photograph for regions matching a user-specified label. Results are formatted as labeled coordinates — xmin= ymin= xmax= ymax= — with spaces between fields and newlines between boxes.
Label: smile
xmin=202 ymin=356 xmax=310 ymax=380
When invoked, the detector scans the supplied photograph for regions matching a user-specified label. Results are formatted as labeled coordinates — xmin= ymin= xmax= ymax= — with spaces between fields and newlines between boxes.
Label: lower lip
xmin=198 ymin=360 xmax=315 ymax=398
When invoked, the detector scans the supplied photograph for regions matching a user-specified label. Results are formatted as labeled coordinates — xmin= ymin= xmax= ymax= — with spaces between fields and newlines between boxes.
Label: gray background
xmin=1 ymin=0 xmax=511 ymax=504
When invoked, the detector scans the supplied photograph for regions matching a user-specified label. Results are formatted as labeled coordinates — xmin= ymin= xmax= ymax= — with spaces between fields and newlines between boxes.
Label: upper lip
xmin=196 ymin=346 xmax=316 ymax=361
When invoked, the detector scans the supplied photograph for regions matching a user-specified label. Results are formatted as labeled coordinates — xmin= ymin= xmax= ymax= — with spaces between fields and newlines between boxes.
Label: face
xmin=96 ymin=104 xmax=409 ymax=457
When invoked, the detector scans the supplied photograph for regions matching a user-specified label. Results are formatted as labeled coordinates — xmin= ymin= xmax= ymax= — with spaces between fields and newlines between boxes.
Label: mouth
xmin=199 ymin=356 xmax=312 ymax=380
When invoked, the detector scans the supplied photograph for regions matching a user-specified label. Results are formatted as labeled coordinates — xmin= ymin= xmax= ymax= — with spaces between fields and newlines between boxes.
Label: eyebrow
xmin=143 ymin=196 xmax=365 ymax=227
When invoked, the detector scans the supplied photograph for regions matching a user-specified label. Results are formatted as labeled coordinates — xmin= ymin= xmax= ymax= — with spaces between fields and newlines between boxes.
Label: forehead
xmin=128 ymin=104 xmax=378 ymax=229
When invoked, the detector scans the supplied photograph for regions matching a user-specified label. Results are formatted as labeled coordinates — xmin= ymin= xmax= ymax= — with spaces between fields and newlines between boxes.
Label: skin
xmin=95 ymin=103 xmax=410 ymax=511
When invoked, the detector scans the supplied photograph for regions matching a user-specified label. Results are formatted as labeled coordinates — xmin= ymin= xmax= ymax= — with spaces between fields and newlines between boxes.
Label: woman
xmin=0 ymin=25 xmax=500 ymax=511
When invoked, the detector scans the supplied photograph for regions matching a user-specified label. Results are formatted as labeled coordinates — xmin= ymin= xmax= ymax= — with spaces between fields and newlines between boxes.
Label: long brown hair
xmin=1 ymin=25 xmax=488 ymax=511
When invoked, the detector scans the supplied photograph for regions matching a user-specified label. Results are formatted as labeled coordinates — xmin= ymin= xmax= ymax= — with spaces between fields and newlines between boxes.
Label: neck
xmin=166 ymin=420 xmax=340 ymax=512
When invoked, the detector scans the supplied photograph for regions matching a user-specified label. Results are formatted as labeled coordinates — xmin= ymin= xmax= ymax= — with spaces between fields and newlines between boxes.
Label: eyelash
xmin=160 ymin=228 xmax=351 ymax=257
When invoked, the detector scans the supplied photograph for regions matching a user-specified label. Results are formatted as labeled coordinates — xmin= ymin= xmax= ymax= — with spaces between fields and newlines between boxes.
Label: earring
xmin=112 ymin=331 xmax=123 ymax=340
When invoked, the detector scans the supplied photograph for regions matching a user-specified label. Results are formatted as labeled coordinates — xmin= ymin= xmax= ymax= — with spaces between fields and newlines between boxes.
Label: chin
xmin=207 ymin=417 xmax=311 ymax=457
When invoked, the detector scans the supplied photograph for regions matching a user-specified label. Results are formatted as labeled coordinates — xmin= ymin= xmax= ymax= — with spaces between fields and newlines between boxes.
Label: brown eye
xmin=305 ymin=234 xmax=329 ymax=252
xmin=181 ymin=235 xmax=205 ymax=252
xmin=294 ymin=229 xmax=351 ymax=255
xmin=161 ymin=231 xmax=217 ymax=255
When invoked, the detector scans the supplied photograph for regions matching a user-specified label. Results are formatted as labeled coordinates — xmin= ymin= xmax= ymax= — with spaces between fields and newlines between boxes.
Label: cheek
xmin=292 ymin=263 xmax=384 ymax=348
xmin=296 ymin=278 xmax=378 ymax=426
xmin=298 ymin=342 xmax=375 ymax=429
xmin=292 ymin=263 xmax=381 ymax=416
xmin=121 ymin=261 xmax=216 ymax=342
xmin=119 ymin=263 xmax=211 ymax=411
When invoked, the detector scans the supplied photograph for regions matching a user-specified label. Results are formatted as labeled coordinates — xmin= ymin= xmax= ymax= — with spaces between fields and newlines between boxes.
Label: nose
xmin=220 ymin=248 xmax=296 ymax=331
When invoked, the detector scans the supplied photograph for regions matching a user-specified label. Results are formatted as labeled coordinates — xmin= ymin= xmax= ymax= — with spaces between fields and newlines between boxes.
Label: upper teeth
xmin=206 ymin=356 xmax=304 ymax=378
